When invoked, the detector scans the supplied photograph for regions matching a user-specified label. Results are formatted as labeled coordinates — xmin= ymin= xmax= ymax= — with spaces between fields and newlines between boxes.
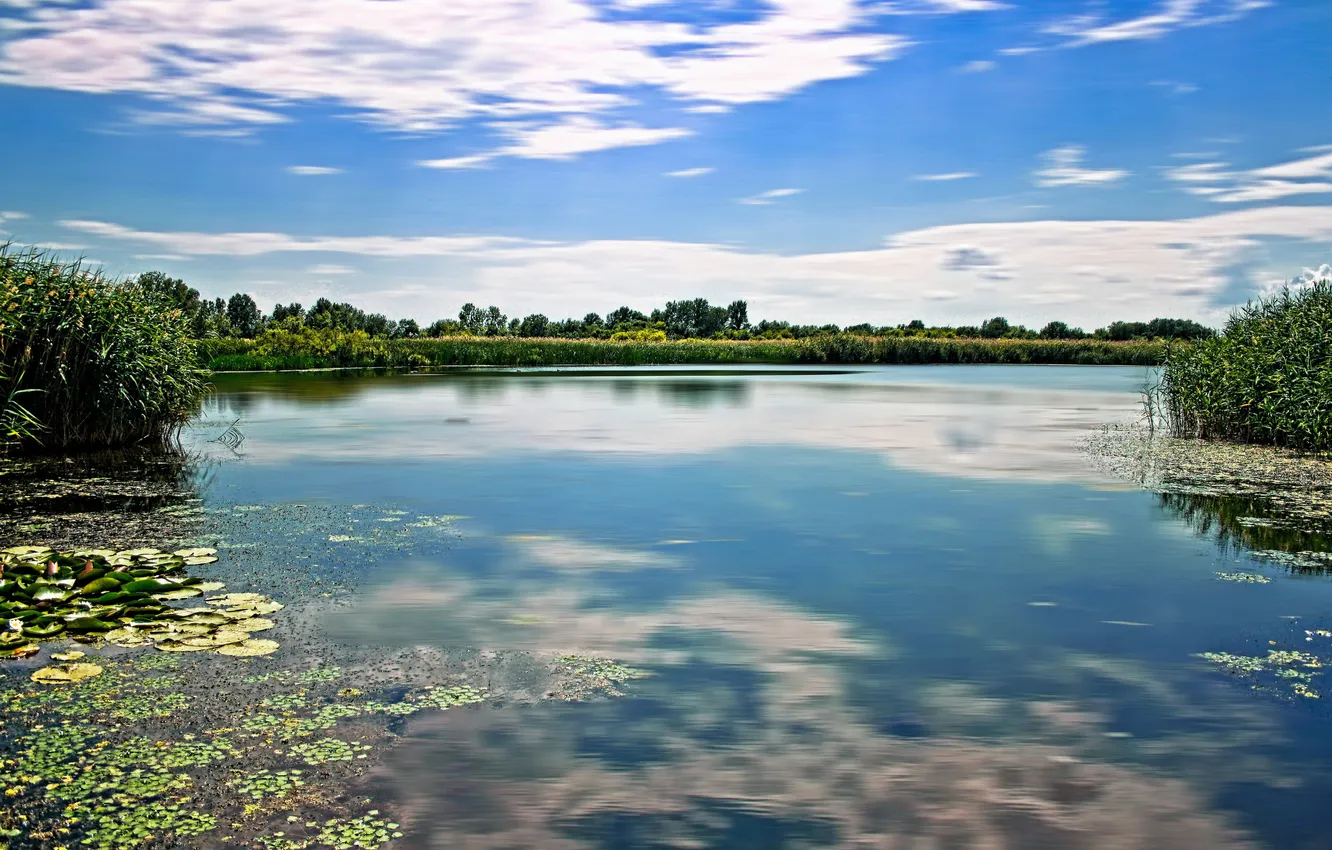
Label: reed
xmin=1160 ymin=279 xmax=1332 ymax=451
xmin=0 ymin=246 xmax=208 ymax=452
xmin=199 ymin=331 xmax=1163 ymax=371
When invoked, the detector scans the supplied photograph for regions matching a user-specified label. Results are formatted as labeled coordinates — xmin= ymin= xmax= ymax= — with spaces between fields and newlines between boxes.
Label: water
xmin=184 ymin=365 xmax=1332 ymax=849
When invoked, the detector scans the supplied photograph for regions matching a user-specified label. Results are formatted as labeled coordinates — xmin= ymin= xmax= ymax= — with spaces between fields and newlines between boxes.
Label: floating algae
xmin=1214 ymin=572 xmax=1272 ymax=584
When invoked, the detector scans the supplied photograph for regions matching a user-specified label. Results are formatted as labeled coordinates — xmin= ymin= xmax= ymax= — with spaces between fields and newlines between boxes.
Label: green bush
xmin=1161 ymin=280 xmax=1332 ymax=450
xmin=0 ymin=246 xmax=207 ymax=452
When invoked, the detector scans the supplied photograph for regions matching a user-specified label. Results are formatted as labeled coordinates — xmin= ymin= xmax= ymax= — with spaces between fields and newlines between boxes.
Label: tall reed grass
xmin=199 ymin=331 xmax=1163 ymax=371
xmin=1160 ymin=279 xmax=1332 ymax=451
xmin=0 ymin=246 xmax=207 ymax=452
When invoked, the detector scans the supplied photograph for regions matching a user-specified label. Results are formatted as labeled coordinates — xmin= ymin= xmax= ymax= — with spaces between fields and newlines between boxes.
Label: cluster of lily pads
xmin=0 ymin=545 xmax=223 ymax=658
xmin=1214 ymin=571 xmax=1272 ymax=584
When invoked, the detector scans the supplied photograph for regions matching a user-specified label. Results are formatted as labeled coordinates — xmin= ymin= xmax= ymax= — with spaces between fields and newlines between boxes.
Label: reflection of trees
xmin=0 ymin=445 xmax=210 ymax=548
xmin=1156 ymin=491 xmax=1332 ymax=573
xmin=335 ymin=569 xmax=1269 ymax=849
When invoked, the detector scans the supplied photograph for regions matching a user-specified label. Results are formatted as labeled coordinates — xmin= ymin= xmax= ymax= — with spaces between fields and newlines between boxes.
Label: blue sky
xmin=1 ymin=0 xmax=1330 ymax=328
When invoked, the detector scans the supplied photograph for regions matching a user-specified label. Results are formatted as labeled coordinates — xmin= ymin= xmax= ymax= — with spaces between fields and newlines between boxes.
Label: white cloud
xmin=421 ymin=118 xmax=691 ymax=167
xmin=666 ymin=167 xmax=714 ymax=178
xmin=1046 ymin=0 xmax=1269 ymax=46
xmin=287 ymin=165 xmax=342 ymax=176
xmin=306 ymin=264 xmax=355 ymax=275
xmin=913 ymin=171 xmax=976 ymax=181
xmin=924 ymin=0 xmax=1009 ymax=10
xmin=1033 ymin=145 xmax=1129 ymax=188
xmin=738 ymin=187 xmax=804 ymax=205
xmin=0 ymin=0 xmax=911 ymax=149
xmin=132 ymin=253 xmax=189 ymax=261
xmin=960 ymin=59 xmax=996 ymax=73
xmin=61 ymin=206 xmax=1332 ymax=329
xmin=418 ymin=154 xmax=495 ymax=170
xmin=1164 ymin=149 xmax=1332 ymax=204
xmin=58 ymin=219 xmax=536 ymax=257
xmin=998 ymin=46 xmax=1040 ymax=56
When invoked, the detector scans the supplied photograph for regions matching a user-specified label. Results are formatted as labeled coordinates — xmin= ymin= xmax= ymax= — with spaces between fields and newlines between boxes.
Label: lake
xmin=11 ymin=364 xmax=1331 ymax=849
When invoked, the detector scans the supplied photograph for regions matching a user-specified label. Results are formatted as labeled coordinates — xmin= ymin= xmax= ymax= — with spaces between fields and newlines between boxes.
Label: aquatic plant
xmin=0 ymin=245 xmax=207 ymax=451
xmin=0 ymin=545 xmax=287 ymax=661
xmin=1159 ymin=276 xmax=1332 ymax=450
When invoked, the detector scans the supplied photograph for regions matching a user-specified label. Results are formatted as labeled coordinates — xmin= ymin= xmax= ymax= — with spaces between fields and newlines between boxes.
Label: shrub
xmin=0 ymin=246 xmax=206 ymax=452
xmin=1161 ymin=279 xmax=1332 ymax=450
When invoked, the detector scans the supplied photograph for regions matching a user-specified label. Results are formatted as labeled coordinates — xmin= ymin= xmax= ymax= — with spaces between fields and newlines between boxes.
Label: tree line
xmin=138 ymin=271 xmax=1216 ymax=343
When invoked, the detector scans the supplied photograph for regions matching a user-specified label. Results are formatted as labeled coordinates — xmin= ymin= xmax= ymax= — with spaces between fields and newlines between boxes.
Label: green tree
xmin=518 ymin=314 xmax=550 ymax=337
xmin=979 ymin=317 xmax=1011 ymax=339
xmin=726 ymin=299 xmax=749 ymax=331
xmin=226 ymin=293 xmax=261 ymax=338
xmin=458 ymin=303 xmax=483 ymax=334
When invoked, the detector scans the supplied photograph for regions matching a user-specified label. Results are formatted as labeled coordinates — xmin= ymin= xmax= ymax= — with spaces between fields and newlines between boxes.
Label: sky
xmin=1 ymin=0 xmax=1330 ymax=329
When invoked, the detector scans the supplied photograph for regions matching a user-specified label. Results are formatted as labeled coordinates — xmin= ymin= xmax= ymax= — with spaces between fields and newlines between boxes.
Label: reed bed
xmin=199 ymin=332 xmax=1163 ymax=371
xmin=1160 ymin=279 xmax=1332 ymax=451
xmin=0 ymin=246 xmax=207 ymax=452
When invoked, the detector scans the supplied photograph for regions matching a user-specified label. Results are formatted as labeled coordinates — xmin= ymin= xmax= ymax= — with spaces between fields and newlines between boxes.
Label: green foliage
xmin=200 ymin=333 xmax=1162 ymax=371
xmin=1160 ymin=278 xmax=1332 ymax=450
xmin=0 ymin=247 xmax=207 ymax=451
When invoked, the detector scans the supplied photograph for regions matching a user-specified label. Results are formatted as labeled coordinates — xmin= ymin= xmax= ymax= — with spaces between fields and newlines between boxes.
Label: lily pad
xmin=173 ymin=548 xmax=218 ymax=558
xmin=195 ymin=581 xmax=226 ymax=593
xmin=234 ymin=618 xmax=276 ymax=632
xmin=216 ymin=638 xmax=280 ymax=657
xmin=156 ymin=642 xmax=211 ymax=653
xmin=31 ymin=662 xmax=103 ymax=684
xmin=207 ymin=593 xmax=267 ymax=606
xmin=105 ymin=627 xmax=152 ymax=647
xmin=183 ymin=556 xmax=220 ymax=566
xmin=153 ymin=588 xmax=203 ymax=601
xmin=52 ymin=650 xmax=85 ymax=661
xmin=182 ymin=630 xmax=250 ymax=648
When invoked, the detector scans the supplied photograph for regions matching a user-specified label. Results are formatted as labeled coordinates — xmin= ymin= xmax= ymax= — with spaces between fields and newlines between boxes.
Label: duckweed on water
xmin=1214 ymin=572 xmax=1272 ymax=584
xmin=231 ymin=768 xmax=306 ymax=800
xmin=289 ymin=738 xmax=371 ymax=765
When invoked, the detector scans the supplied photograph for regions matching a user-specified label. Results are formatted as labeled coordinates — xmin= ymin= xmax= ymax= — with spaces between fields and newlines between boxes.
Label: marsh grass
xmin=1161 ymin=279 xmax=1332 ymax=450
xmin=201 ymin=333 xmax=1163 ymax=371
xmin=0 ymin=245 xmax=207 ymax=452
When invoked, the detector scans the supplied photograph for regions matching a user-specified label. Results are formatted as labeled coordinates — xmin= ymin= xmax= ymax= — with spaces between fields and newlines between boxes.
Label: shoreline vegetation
xmin=1160 ymin=277 xmax=1332 ymax=452
xmin=0 ymin=248 xmax=206 ymax=455
xmin=199 ymin=333 xmax=1165 ymax=371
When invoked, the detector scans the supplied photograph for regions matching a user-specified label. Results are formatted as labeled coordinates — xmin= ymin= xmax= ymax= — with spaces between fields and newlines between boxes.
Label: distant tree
xmin=270 ymin=302 xmax=304 ymax=323
xmin=508 ymin=317 xmax=521 ymax=334
xmin=606 ymin=306 xmax=647 ymax=328
xmin=518 ymin=313 xmax=550 ymax=337
xmin=978 ymin=317 xmax=1011 ymax=339
xmin=306 ymin=298 xmax=368 ymax=333
xmin=426 ymin=319 xmax=460 ymax=337
xmin=363 ymin=313 xmax=392 ymax=337
xmin=725 ymin=300 xmax=749 ymax=331
xmin=663 ymin=298 xmax=728 ymax=338
xmin=391 ymin=318 xmax=419 ymax=339
xmin=1145 ymin=317 xmax=1215 ymax=340
xmin=844 ymin=323 xmax=875 ymax=335
xmin=582 ymin=312 xmax=605 ymax=329
xmin=226 ymin=293 xmax=261 ymax=338
xmin=906 ymin=319 xmax=926 ymax=331
xmin=1039 ymin=321 xmax=1072 ymax=339
xmin=483 ymin=306 xmax=507 ymax=335
xmin=1098 ymin=321 xmax=1150 ymax=341
xmin=458 ymin=303 xmax=483 ymax=334
xmin=138 ymin=271 xmax=200 ymax=313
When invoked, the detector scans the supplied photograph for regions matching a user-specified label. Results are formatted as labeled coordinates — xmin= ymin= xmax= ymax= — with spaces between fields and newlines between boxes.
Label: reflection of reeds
xmin=1161 ymin=278 xmax=1332 ymax=450
xmin=0 ymin=245 xmax=207 ymax=452
xmin=200 ymin=334 xmax=1164 ymax=371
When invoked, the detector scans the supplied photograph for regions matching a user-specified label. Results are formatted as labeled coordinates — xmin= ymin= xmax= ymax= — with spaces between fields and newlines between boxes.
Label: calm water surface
xmin=189 ymin=365 xmax=1332 ymax=849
